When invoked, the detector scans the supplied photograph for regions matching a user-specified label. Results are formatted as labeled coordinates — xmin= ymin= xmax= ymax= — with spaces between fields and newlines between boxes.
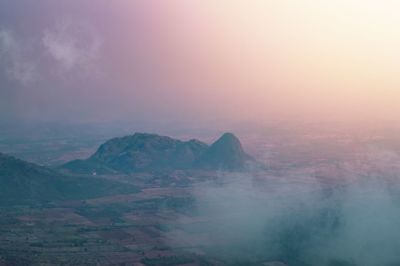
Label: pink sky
xmin=1 ymin=0 xmax=400 ymax=124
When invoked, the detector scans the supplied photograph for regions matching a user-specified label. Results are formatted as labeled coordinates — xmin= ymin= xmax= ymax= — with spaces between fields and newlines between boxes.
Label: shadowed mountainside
xmin=0 ymin=152 xmax=138 ymax=205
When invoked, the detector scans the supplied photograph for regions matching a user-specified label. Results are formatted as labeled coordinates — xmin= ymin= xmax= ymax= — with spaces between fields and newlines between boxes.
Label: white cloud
xmin=0 ymin=29 xmax=16 ymax=54
xmin=0 ymin=19 xmax=103 ymax=87
xmin=42 ymin=20 xmax=102 ymax=74
xmin=0 ymin=29 xmax=37 ymax=85
xmin=6 ymin=60 xmax=37 ymax=86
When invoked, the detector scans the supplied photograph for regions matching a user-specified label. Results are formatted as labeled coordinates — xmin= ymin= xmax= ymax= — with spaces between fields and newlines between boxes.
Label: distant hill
xmin=62 ymin=132 xmax=257 ymax=173
xmin=195 ymin=132 xmax=254 ymax=170
xmin=0 ymin=153 xmax=138 ymax=205
xmin=63 ymin=133 xmax=209 ymax=173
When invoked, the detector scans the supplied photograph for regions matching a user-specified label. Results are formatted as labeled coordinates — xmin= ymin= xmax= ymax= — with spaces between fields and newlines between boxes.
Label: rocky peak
xmin=195 ymin=132 xmax=253 ymax=170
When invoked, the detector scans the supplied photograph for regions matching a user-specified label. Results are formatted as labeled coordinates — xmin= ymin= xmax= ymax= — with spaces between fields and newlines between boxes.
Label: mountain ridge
xmin=62 ymin=132 xmax=256 ymax=173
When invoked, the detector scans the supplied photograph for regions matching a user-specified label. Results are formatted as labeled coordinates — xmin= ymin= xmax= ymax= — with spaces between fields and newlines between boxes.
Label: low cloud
xmin=166 ymin=149 xmax=400 ymax=266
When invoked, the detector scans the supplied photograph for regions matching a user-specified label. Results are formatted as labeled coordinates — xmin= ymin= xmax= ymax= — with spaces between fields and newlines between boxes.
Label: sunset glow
xmin=1 ymin=1 xmax=400 ymax=123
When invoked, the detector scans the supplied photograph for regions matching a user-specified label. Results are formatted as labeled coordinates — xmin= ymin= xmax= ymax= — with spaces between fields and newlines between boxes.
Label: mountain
xmin=195 ymin=132 xmax=254 ymax=170
xmin=0 ymin=152 xmax=138 ymax=205
xmin=62 ymin=132 xmax=256 ymax=173
xmin=63 ymin=133 xmax=209 ymax=173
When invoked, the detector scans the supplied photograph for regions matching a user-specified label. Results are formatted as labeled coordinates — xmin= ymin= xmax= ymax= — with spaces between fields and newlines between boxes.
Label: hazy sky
xmin=1 ymin=0 xmax=400 ymax=124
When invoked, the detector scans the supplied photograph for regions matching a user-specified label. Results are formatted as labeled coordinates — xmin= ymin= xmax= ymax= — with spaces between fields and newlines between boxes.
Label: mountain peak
xmin=220 ymin=132 xmax=236 ymax=139
xmin=214 ymin=132 xmax=241 ymax=146
xmin=195 ymin=132 xmax=253 ymax=170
